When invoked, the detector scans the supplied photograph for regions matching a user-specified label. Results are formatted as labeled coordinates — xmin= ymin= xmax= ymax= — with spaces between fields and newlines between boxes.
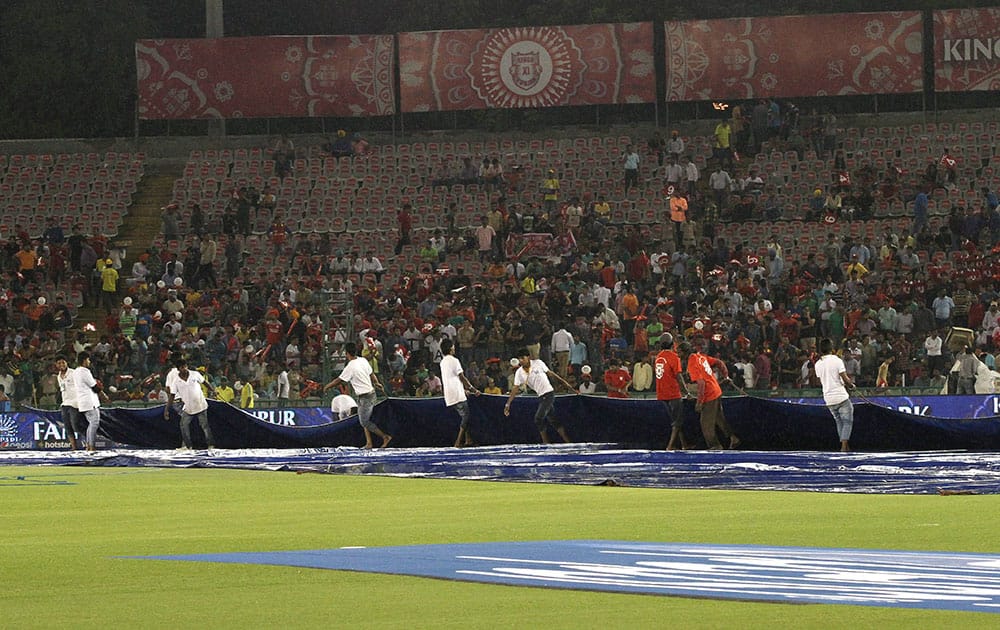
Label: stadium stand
xmin=2 ymin=112 xmax=999 ymax=410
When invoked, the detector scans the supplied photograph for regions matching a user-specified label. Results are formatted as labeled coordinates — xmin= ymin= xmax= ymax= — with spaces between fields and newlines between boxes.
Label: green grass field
xmin=2 ymin=466 xmax=998 ymax=629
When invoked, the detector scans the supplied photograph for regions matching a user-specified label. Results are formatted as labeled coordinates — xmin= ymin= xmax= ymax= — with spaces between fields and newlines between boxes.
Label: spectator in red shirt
xmin=264 ymin=311 xmax=285 ymax=362
xmin=654 ymin=333 xmax=691 ymax=450
xmin=395 ymin=203 xmax=413 ymax=256
xmin=269 ymin=216 xmax=288 ymax=256
xmin=598 ymin=262 xmax=617 ymax=290
xmin=680 ymin=341 xmax=740 ymax=450
xmin=603 ymin=357 xmax=631 ymax=398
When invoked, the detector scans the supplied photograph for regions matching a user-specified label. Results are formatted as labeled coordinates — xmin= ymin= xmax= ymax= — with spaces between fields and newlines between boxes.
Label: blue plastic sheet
xmin=21 ymin=394 xmax=1000 ymax=452
xmin=3 ymin=446 xmax=999 ymax=494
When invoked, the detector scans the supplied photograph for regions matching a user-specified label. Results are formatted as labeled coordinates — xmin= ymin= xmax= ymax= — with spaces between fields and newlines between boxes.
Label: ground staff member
xmin=654 ymin=334 xmax=691 ymax=450
xmin=165 ymin=356 xmax=216 ymax=450
xmin=504 ymin=347 xmax=574 ymax=444
xmin=678 ymin=341 xmax=740 ymax=450
xmin=324 ymin=342 xmax=392 ymax=449
xmin=56 ymin=357 xmax=82 ymax=450
xmin=814 ymin=337 xmax=856 ymax=452
xmin=440 ymin=338 xmax=480 ymax=448
xmin=73 ymin=352 xmax=104 ymax=452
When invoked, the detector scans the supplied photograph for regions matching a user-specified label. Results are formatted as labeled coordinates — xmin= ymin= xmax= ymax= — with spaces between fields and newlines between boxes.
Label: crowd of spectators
xmin=3 ymin=109 xmax=1000 ymax=411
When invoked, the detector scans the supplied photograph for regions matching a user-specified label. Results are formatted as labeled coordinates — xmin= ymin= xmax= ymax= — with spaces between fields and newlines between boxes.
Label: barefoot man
xmin=678 ymin=341 xmax=740 ymax=450
xmin=504 ymin=347 xmax=574 ymax=444
xmin=324 ymin=342 xmax=392 ymax=448
xmin=654 ymin=334 xmax=692 ymax=450
xmin=440 ymin=338 xmax=481 ymax=447
xmin=815 ymin=337 xmax=856 ymax=452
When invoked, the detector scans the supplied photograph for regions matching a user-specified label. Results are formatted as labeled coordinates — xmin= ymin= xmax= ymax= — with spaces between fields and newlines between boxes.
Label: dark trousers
xmin=699 ymin=398 xmax=733 ymax=449
xmin=194 ymin=263 xmax=217 ymax=289
xmin=394 ymin=233 xmax=410 ymax=256
xmin=181 ymin=410 xmax=215 ymax=448
xmin=61 ymin=405 xmax=83 ymax=440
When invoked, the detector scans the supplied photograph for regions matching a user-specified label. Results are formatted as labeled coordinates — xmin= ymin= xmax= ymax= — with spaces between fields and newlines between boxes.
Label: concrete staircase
xmin=75 ymin=161 xmax=182 ymax=331
xmin=117 ymin=164 xmax=179 ymax=260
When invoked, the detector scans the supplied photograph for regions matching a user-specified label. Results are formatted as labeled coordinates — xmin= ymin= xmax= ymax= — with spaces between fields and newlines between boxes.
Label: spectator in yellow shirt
xmin=520 ymin=274 xmax=537 ymax=295
xmin=714 ymin=119 xmax=733 ymax=169
xmin=845 ymin=255 xmax=870 ymax=279
xmin=593 ymin=194 xmax=611 ymax=225
xmin=100 ymin=258 xmax=119 ymax=314
xmin=239 ymin=380 xmax=255 ymax=408
xmin=483 ymin=377 xmax=502 ymax=395
xmin=542 ymin=169 xmax=560 ymax=215
xmin=215 ymin=377 xmax=236 ymax=404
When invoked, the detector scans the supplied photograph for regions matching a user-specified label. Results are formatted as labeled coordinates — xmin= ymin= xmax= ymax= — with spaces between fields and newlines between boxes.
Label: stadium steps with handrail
xmin=75 ymin=161 xmax=184 ymax=334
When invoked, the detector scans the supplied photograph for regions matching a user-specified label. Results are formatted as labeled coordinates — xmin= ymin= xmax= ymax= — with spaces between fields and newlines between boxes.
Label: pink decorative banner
xmin=934 ymin=8 xmax=1000 ymax=92
xmin=399 ymin=23 xmax=654 ymax=112
xmin=504 ymin=232 xmax=577 ymax=259
xmin=665 ymin=12 xmax=923 ymax=101
xmin=136 ymin=36 xmax=395 ymax=119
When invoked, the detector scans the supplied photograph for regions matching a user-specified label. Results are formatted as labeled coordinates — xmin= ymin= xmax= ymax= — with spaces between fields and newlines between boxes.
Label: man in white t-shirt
xmin=564 ymin=199 xmax=583 ymax=231
xmin=276 ymin=368 xmax=290 ymax=407
xmin=577 ymin=365 xmax=597 ymax=394
xmin=165 ymin=356 xmax=216 ymax=450
xmin=650 ymin=249 xmax=671 ymax=278
xmin=814 ymin=338 xmax=856 ymax=452
xmin=475 ymin=216 xmax=497 ymax=262
xmin=440 ymin=339 xmax=481 ymax=448
xmin=56 ymin=357 xmax=82 ymax=450
xmin=163 ymin=351 xmax=184 ymax=399
xmin=360 ymin=254 xmax=384 ymax=282
xmin=733 ymin=358 xmax=757 ymax=390
xmin=73 ymin=352 xmax=103 ymax=452
xmin=682 ymin=155 xmax=699 ymax=197
xmin=504 ymin=347 xmax=575 ymax=444
xmin=324 ymin=342 xmax=391 ymax=448
xmin=549 ymin=324 xmax=574 ymax=379
xmin=330 ymin=394 xmax=358 ymax=422
xmin=924 ymin=330 xmax=944 ymax=376
xmin=593 ymin=282 xmax=611 ymax=309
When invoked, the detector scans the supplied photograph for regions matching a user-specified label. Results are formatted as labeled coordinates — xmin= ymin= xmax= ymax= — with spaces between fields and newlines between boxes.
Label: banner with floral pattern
xmin=665 ymin=12 xmax=924 ymax=101
xmin=136 ymin=36 xmax=395 ymax=119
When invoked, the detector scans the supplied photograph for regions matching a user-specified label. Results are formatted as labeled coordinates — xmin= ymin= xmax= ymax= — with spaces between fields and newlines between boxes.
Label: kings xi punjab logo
xmin=470 ymin=27 xmax=584 ymax=108
xmin=509 ymin=50 xmax=543 ymax=90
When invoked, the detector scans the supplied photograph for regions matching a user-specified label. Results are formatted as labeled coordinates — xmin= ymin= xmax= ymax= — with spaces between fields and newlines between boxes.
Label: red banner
xmin=504 ymin=232 xmax=577 ymax=259
xmin=399 ymin=23 xmax=654 ymax=112
xmin=136 ymin=36 xmax=395 ymax=119
xmin=934 ymin=9 xmax=1000 ymax=92
xmin=665 ymin=12 xmax=923 ymax=101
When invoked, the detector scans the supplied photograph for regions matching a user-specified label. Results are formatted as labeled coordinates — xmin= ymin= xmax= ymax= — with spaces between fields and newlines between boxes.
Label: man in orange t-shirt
xmin=619 ymin=285 xmax=640 ymax=346
xmin=603 ymin=357 xmax=631 ymax=398
xmin=654 ymin=333 xmax=691 ymax=450
xmin=16 ymin=243 xmax=37 ymax=283
xmin=679 ymin=341 xmax=740 ymax=450
xmin=668 ymin=188 xmax=688 ymax=248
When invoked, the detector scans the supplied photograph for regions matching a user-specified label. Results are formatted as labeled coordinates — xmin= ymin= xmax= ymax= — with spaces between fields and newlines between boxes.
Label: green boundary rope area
xmin=2 ymin=467 xmax=997 ymax=628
